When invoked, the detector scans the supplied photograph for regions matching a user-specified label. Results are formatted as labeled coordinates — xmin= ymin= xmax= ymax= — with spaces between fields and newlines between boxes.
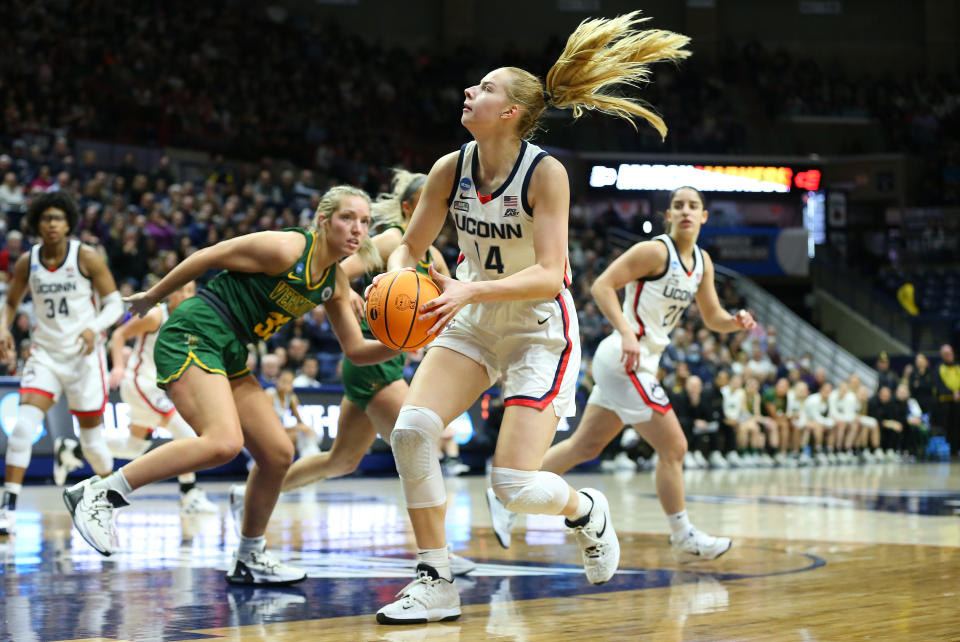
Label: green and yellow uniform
xmin=155 ymin=228 xmax=336 ymax=388
xmin=342 ymin=224 xmax=431 ymax=410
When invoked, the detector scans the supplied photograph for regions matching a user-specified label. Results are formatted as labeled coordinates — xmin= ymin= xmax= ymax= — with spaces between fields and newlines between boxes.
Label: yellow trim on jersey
xmin=157 ymin=350 xmax=228 ymax=385
xmin=302 ymin=231 xmax=331 ymax=290
xmin=228 ymin=367 xmax=251 ymax=380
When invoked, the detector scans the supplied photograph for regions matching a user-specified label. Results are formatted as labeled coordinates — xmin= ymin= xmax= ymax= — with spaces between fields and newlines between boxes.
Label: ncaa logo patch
xmin=459 ymin=177 xmax=472 ymax=192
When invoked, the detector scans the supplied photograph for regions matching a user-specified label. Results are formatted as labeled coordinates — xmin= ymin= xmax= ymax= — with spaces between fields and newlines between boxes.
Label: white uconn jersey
xmin=448 ymin=140 xmax=572 ymax=287
xmin=623 ymin=234 xmax=704 ymax=356
xmin=29 ymin=240 xmax=98 ymax=354
xmin=126 ymin=303 xmax=168 ymax=382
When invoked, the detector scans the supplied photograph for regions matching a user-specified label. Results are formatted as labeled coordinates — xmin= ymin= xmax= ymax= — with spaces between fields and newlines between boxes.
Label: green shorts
xmin=341 ymin=353 xmax=405 ymax=411
xmin=154 ymin=297 xmax=251 ymax=389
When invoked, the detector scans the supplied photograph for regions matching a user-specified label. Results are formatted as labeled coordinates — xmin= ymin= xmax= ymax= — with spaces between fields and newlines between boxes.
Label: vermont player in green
xmin=64 ymin=186 xmax=397 ymax=585
xmin=226 ymin=170 xmax=476 ymax=573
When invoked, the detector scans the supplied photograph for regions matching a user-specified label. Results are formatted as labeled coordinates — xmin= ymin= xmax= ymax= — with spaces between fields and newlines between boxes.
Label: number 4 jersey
xmin=28 ymin=239 xmax=100 ymax=355
xmin=624 ymin=234 xmax=704 ymax=370
xmin=448 ymin=140 xmax=572 ymax=288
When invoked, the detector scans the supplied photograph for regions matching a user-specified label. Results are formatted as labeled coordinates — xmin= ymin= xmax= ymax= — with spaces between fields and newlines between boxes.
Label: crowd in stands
xmin=2 ymin=2 xmax=957 ymax=200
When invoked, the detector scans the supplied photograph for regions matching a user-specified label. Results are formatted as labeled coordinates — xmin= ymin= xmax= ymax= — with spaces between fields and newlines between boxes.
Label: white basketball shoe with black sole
xmin=63 ymin=476 xmax=129 ymax=556
xmin=670 ymin=526 xmax=732 ymax=562
xmin=485 ymin=488 xmax=516 ymax=549
xmin=376 ymin=563 xmax=461 ymax=624
xmin=226 ymin=546 xmax=307 ymax=586
xmin=53 ymin=437 xmax=84 ymax=487
xmin=566 ymin=488 xmax=620 ymax=585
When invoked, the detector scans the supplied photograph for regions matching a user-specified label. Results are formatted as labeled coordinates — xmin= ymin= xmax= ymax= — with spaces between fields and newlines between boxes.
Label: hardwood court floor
xmin=1 ymin=463 xmax=959 ymax=640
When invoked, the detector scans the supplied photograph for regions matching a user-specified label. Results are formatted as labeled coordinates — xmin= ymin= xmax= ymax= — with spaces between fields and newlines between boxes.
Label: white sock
xmin=667 ymin=509 xmax=692 ymax=538
xmin=93 ymin=468 xmax=133 ymax=497
xmin=178 ymin=472 xmax=197 ymax=485
xmin=417 ymin=547 xmax=452 ymax=581
xmin=239 ymin=535 xmax=266 ymax=556
xmin=4 ymin=482 xmax=22 ymax=496
xmin=568 ymin=490 xmax=593 ymax=523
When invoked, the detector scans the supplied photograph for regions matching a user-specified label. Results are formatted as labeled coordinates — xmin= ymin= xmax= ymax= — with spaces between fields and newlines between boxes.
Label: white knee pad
xmin=164 ymin=412 xmax=197 ymax=440
xmin=4 ymin=405 xmax=45 ymax=469
xmin=390 ymin=405 xmax=446 ymax=509
xmin=78 ymin=426 xmax=113 ymax=476
xmin=490 ymin=467 xmax=570 ymax=515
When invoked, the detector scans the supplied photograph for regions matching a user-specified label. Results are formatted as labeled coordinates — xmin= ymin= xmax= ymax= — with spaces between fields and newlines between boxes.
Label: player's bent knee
xmin=207 ymin=438 xmax=244 ymax=466
xmin=390 ymin=405 xmax=444 ymax=481
xmin=490 ymin=467 xmax=569 ymax=515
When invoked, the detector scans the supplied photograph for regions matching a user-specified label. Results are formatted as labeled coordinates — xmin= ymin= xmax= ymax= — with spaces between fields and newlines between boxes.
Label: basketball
xmin=365 ymin=270 xmax=441 ymax=351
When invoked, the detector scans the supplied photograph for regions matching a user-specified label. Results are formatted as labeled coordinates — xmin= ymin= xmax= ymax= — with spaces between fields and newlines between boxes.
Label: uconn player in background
xmin=0 ymin=192 xmax=123 ymax=535
xmin=373 ymin=11 xmax=691 ymax=624
xmin=493 ymin=186 xmax=755 ymax=561
xmin=106 ymin=280 xmax=217 ymax=514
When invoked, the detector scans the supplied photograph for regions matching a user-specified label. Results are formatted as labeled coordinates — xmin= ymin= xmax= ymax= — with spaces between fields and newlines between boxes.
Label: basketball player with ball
xmin=367 ymin=11 xmax=692 ymax=624
xmin=227 ymin=170 xmax=476 ymax=576
xmin=64 ymin=186 xmax=397 ymax=586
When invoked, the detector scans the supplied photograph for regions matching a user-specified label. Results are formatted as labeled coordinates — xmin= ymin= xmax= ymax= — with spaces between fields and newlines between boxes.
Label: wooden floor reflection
xmin=2 ymin=463 xmax=958 ymax=640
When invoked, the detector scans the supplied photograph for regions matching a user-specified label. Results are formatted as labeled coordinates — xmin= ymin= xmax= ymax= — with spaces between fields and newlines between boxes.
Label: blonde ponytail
xmin=370 ymin=169 xmax=427 ymax=228
xmin=312 ymin=184 xmax=379 ymax=267
xmin=507 ymin=11 xmax=690 ymax=141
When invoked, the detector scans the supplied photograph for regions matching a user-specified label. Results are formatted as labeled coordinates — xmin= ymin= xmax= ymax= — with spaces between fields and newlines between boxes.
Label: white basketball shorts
xmin=120 ymin=373 xmax=175 ymax=426
xmin=429 ymin=290 xmax=580 ymax=418
xmin=587 ymin=332 xmax=671 ymax=425
xmin=19 ymin=343 xmax=108 ymax=417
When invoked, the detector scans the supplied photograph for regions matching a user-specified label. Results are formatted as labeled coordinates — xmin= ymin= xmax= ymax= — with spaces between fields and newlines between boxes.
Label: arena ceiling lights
xmin=589 ymin=163 xmax=822 ymax=193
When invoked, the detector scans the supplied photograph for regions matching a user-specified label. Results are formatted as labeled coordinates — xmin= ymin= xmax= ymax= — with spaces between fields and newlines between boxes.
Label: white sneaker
xmin=442 ymin=458 xmax=470 ymax=477
xmin=53 ymin=437 xmax=84 ymax=487
xmin=885 ymin=449 xmax=898 ymax=462
xmin=725 ymin=451 xmax=743 ymax=468
xmin=709 ymin=451 xmax=729 ymax=469
xmin=683 ymin=452 xmax=697 ymax=470
xmin=0 ymin=506 xmax=13 ymax=536
xmin=620 ymin=427 xmax=640 ymax=449
xmin=448 ymin=545 xmax=476 ymax=576
xmin=693 ymin=450 xmax=708 ymax=469
xmin=63 ymin=476 xmax=128 ymax=556
xmin=861 ymin=450 xmax=875 ymax=464
xmin=670 ymin=527 xmax=732 ymax=562
xmin=180 ymin=488 xmax=218 ymax=515
xmin=814 ymin=452 xmax=829 ymax=466
xmin=376 ymin=563 xmax=461 ymax=624
xmin=759 ymin=453 xmax=775 ymax=467
xmin=486 ymin=488 xmax=516 ymax=549
xmin=226 ymin=547 xmax=307 ymax=585
xmin=614 ymin=451 xmax=638 ymax=471
xmin=229 ymin=484 xmax=246 ymax=536
xmin=566 ymin=488 xmax=620 ymax=585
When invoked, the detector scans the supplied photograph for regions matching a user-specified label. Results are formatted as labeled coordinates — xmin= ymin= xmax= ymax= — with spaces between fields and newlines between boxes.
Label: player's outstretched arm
xmin=324 ymin=268 xmax=398 ymax=366
xmin=694 ymin=250 xmax=755 ymax=333
xmin=126 ymin=231 xmax=305 ymax=317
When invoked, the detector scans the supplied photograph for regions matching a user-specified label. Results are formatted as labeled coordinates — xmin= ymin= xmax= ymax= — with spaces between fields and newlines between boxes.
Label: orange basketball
xmin=365 ymin=270 xmax=441 ymax=351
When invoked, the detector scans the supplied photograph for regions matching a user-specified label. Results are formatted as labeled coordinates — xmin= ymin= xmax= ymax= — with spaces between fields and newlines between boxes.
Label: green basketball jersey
xmin=201 ymin=228 xmax=336 ymax=343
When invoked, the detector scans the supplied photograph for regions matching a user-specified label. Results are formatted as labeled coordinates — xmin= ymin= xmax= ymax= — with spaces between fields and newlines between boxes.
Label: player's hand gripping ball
xmin=365 ymin=270 xmax=441 ymax=350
